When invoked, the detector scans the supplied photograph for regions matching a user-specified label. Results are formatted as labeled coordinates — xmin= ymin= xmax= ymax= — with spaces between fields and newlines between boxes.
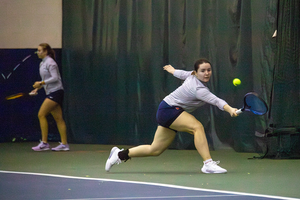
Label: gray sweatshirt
xmin=39 ymin=56 xmax=63 ymax=95
xmin=163 ymin=70 xmax=227 ymax=113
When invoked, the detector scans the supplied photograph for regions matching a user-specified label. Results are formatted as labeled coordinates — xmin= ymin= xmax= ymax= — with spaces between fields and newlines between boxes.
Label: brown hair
xmin=193 ymin=58 xmax=211 ymax=72
xmin=39 ymin=43 xmax=56 ymax=60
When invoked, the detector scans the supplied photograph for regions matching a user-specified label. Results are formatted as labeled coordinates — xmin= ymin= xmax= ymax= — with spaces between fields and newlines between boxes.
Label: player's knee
xmin=150 ymin=148 xmax=164 ymax=156
xmin=191 ymin=122 xmax=204 ymax=134
xmin=151 ymin=151 xmax=163 ymax=156
xmin=38 ymin=112 xmax=47 ymax=119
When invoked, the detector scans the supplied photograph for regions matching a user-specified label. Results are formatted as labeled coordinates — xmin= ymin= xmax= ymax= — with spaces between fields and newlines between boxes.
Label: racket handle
xmin=236 ymin=109 xmax=243 ymax=115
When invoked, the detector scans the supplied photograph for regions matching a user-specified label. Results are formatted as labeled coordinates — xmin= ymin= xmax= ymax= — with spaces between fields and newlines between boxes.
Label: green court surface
xmin=0 ymin=142 xmax=299 ymax=199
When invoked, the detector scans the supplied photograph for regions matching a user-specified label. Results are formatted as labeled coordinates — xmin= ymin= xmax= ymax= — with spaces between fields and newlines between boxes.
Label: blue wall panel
xmin=0 ymin=49 xmax=62 ymax=142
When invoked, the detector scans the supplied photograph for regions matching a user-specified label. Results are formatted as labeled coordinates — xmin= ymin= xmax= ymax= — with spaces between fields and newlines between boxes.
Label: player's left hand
xmin=163 ymin=65 xmax=175 ymax=74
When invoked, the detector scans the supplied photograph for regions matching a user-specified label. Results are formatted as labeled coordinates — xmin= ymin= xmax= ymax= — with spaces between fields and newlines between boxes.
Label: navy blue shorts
xmin=156 ymin=100 xmax=184 ymax=129
xmin=46 ymin=89 xmax=64 ymax=107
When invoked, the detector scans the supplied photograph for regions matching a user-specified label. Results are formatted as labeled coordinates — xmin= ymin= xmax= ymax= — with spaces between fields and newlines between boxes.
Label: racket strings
xmin=244 ymin=94 xmax=268 ymax=115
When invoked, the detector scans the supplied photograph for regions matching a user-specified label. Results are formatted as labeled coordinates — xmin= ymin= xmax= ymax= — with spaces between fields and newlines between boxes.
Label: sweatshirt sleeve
xmin=195 ymin=87 xmax=228 ymax=110
xmin=43 ymin=64 xmax=60 ymax=84
xmin=173 ymin=70 xmax=193 ymax=80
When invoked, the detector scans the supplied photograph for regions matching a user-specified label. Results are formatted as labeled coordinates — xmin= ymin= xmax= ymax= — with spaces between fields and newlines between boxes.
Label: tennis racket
xmin=1 ymin=52 xmax=36 ymax=80
xmin=5 ymin=90 xmax=38 ymax=100
xmin=236 ymin=92 xmax=268 ymax=115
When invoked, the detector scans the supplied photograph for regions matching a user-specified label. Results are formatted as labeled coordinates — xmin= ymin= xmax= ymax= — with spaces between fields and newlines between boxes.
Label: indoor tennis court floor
xmin=0 ymin=142 xmax=299 ymax=200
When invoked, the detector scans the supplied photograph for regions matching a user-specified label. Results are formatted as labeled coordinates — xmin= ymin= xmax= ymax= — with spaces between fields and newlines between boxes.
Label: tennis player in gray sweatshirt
xmin=31 ymin=43 xmax=69 ymax=152
xmin=106 ymin=58 xmax=238 ymax=173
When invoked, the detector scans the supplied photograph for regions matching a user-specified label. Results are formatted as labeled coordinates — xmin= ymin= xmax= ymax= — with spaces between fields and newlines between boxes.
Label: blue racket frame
xmin=236 ymin=92 xmax=268 ymax=115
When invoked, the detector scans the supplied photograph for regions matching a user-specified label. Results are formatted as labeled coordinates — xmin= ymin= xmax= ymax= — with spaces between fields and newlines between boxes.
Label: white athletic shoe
xmin=51 ymin=142 xmax=70 ymax=151
xmin=201 ymin=160 xmax=227 ymax=174
xmin=32 ymin=141 xmax=50 ymax=151
xmin=105 ymin=147 xmax=123 ymax=172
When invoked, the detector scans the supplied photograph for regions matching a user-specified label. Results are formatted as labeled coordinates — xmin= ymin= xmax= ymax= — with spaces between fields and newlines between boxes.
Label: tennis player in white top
xmin=106 ymin=58 xmax=238 ymax=173
xmin=31 ymin=43 xmax=69 ymax=152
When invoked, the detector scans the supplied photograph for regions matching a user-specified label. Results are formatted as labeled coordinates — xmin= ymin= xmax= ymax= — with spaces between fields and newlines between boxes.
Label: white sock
xmin=204 ymin=159 xmax=213 ymax=165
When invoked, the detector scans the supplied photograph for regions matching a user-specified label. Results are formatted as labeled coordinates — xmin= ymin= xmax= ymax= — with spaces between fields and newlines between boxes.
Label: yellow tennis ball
xmin=233 ymin=78 xmax=241 ymax=86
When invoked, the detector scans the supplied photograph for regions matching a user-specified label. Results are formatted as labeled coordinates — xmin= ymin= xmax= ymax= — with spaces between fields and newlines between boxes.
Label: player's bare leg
xmin=128 ymin=126 xmax=176 ymax=157
xmin=106 ymin=111 xmax=226 ymax=173
xmin=170 ymin=111 xmax=227 ymax=173
xmin=38 ymin=98 xmax=58 ymax=143
xmin=51 ymin=105 xmax=67 ymax=145
xmin=32 ymin=98 xmax=58 ymax=151
xmin=105 ymin=126 xmax=176 ymax=171
xmin=169 ymin=111 xmax=211 ymax=161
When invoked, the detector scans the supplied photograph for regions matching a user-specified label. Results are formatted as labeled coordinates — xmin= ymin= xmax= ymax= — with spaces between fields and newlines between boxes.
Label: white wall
xmin=0 ymin=0 xmax=62 ymax=48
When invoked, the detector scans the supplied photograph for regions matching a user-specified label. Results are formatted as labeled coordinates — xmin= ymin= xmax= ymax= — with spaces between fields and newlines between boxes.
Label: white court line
xmin=58 ymin=194 xmax=239 ymax=200
xmin=0 ymin=170 xmax=299 ymax=200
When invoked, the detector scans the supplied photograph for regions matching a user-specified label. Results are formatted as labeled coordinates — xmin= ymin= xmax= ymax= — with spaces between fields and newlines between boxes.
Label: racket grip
xmin=236 ymin=109 xmax=243 ymax=115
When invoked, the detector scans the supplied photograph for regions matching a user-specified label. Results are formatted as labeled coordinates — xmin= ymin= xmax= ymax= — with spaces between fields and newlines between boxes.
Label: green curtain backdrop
xmin=271 ymin=0 xmax=300 ymax=128
xmin=62 ymin=0 xmax=282 ymax=152
xmin=200 ymin=0 xmax=278 ymax=151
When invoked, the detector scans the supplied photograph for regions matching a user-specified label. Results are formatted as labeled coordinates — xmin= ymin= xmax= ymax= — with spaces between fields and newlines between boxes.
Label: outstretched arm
xmin=195 ymin=87 xmax=238 ymax=117
xmin=163 ymin=65 xmax=192 ymax=80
